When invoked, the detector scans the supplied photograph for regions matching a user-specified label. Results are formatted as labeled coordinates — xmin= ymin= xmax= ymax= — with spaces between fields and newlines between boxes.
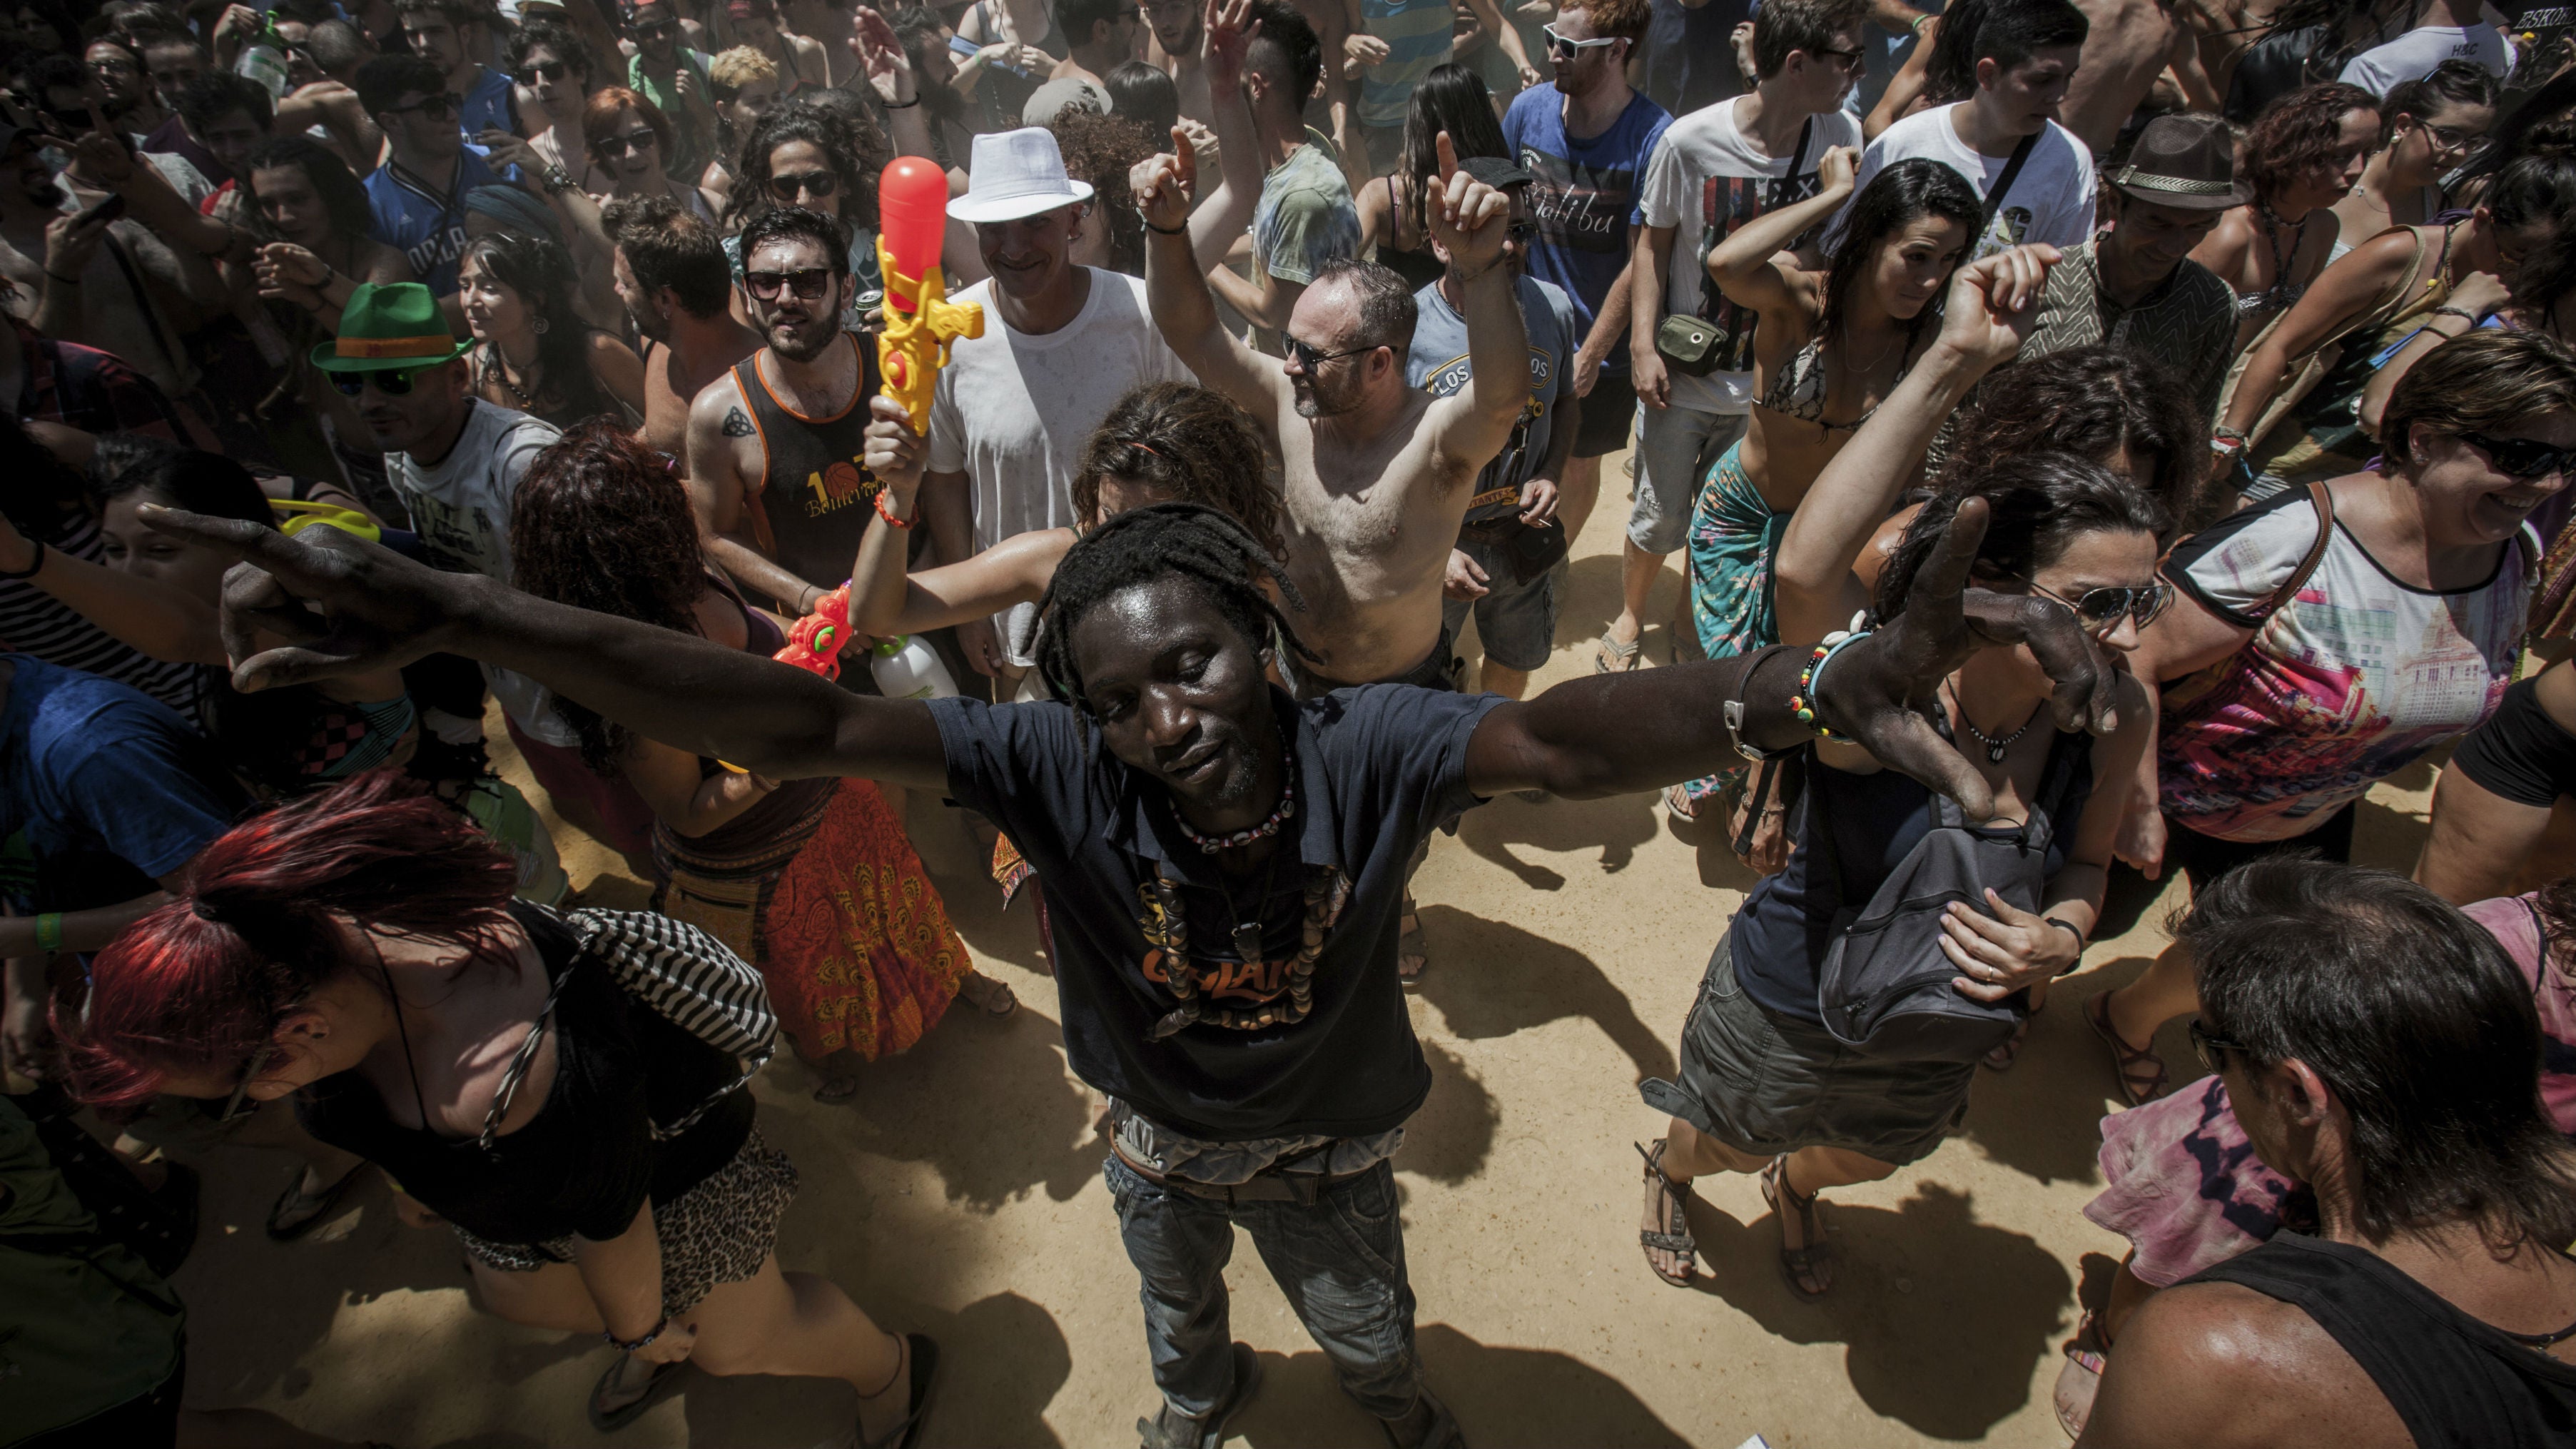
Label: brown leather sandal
xmin=1636 ymin=1139 xmax=1697 ymax=1286
xmin=1760 ymin=1156 xmax=1832 ymax=1300
xmin=2085 ymin=991 xmax=2169 ymax=1106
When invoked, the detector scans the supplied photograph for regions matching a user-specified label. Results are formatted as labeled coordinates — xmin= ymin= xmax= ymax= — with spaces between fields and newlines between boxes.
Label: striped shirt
xmin=1359 ymin=0 xmax=1454 ymax=130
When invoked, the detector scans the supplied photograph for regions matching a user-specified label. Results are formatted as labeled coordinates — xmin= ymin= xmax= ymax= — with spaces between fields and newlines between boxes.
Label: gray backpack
xmin=1806 ymin=732 xmax=2084 ymax=1062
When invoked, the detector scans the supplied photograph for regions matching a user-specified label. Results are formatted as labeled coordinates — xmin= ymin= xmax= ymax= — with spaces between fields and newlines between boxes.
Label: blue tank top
xmin=1730 ymin=722 xmax=2096 ymax=1024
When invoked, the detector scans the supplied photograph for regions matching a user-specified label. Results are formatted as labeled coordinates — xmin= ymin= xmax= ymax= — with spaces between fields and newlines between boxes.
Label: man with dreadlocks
xmin=140 ymin=350 xmax=2113 ymax=1446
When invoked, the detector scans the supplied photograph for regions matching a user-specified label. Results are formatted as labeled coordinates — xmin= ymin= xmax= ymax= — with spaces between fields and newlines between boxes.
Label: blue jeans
xmin=1102 ymin=1152 xmax=1423 ymax=1421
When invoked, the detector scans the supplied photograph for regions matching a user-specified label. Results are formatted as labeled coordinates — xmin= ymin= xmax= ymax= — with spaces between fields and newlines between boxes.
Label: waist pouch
xmin=1459 ymin=514 xmax=1570 ymax=584
xmin=1655 ymin=314 xmax=1723 ymax=377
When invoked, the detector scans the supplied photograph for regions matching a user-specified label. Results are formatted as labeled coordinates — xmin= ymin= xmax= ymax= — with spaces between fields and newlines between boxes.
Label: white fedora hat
xmin=948 ymin=127 xmax=1096 ymax=224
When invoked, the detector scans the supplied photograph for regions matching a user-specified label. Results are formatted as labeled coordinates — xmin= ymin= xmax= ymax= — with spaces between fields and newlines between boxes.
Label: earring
xmin=533 ymin=317 xmax=549 ymax=334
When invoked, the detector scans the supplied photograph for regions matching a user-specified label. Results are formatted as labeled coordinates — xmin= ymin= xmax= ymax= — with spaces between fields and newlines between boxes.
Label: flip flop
xmin=1399 ymin=911 xmax=1429 ymax=981
xmin=587 ymin=1355 xmax=686 ymax=1433
xmin=2054 ymin=1313 xmax=2108 ymax=1438
xmin=1593 ymin=626 xmax=1643 ymax=674
xmin=265 ymin=1160 xmax=368 ymax=1242
xmin=959 ymin=973 xmax=1018 ymax=1017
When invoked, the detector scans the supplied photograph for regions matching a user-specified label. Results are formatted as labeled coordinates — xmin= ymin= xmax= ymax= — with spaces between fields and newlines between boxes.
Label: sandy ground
xmin=158 ymin=460 xmax=2442 ymax=1448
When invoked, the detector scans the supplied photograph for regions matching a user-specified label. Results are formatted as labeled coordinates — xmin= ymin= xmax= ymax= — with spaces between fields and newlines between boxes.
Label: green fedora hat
xmin=310 ymin=281 xmax=473 ymax=373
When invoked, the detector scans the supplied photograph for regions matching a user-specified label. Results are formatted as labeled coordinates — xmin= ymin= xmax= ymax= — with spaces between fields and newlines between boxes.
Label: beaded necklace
xmin=1170 ymin=764 xmax=1295 ymax=853
xmin=1144 ymin=862 xmax=1341 ymax=1041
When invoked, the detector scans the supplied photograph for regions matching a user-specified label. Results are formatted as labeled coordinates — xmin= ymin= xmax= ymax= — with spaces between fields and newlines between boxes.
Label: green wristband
xmin=34 ymin=913 xmax=64 ymax=955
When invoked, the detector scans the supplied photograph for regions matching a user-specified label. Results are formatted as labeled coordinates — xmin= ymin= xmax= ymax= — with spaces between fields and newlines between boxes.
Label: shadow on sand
xmin=1235 ymin=1321 xmax=1691 ymax=1448
xmin=1410 ymin=904 xmax=1678 ymax=1086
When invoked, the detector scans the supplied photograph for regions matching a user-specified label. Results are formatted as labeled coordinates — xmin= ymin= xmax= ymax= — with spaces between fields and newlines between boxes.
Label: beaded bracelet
xmin=1795 ymin=615 xmax=1874 ymax=737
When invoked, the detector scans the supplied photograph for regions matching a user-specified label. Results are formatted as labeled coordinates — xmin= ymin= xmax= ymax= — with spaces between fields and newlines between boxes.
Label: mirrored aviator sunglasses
xmin=331 ymin=367 xmax=419 ymax=397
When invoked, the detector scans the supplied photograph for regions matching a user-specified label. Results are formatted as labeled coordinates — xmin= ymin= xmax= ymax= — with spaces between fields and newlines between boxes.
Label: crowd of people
xmin=6 ymin=0 xmax=2576 ymax=1442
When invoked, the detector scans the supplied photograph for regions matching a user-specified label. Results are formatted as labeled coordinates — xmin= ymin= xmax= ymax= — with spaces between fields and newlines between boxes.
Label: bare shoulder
xmin=2084 ymin=1280 xmax=2400 ymax=1448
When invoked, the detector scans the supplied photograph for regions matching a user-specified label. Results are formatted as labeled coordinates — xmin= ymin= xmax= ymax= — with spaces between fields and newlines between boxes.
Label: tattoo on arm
xmin=722 ymin=405 xmax=754 ymax=438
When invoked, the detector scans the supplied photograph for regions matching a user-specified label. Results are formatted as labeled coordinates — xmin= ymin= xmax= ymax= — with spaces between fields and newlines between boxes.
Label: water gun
xmin=774 ymin=584 xmax=856 ymax=682
xmin=874 ymin=154 xmax=983 ymax=435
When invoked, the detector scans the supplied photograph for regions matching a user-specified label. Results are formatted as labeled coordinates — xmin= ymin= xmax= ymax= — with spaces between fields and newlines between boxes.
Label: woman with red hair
xmin=54 ymin=770 xmax=938 ymax=1442
xmin=509 ymin=420 xmax=1010 ymax=1104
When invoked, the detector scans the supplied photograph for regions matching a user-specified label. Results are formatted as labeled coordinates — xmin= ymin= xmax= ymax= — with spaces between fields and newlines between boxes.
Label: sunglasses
xmin=217 ymin=1041 xmax=275 ymax=1125
xmin=88 ymin=56 xmax=141 ymax=76
xmin=633 ymin=19 xmax=676 ymax=36
xmin=2186 ymin=1018 xmax=2251 ymax=1076
xmin=768 ymin=169 xmax=839 ymax=201
xmin=1284 ymin=335 xmax=1376 ymax=371
xmin=1540 ymin=21 xmax=1621 ymax=56
xmin=596 ymin=128 xmax=659 ymax=158
xmin=2025 ymin=577 xmax=2171 ymax=635
xmin=1810 ymin=44 xmax=1865 ymax=69
xmin=2459 ymin=430 xmax=2576 ymax=480
xmin=744 ymin=266 xmax=837 ymax=300
xmin=514 ymin=59 xmax=574 ymax=83
xmin=331 ymin=367 xmax=423 ymax=396
xmin=387 ymin=91 xmax=462 ymax=119
xmin=1505 ymin=218 xmax=1536 ymax=242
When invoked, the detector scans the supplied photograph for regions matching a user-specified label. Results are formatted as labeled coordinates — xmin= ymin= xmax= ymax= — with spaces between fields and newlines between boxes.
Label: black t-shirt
xmin=931 ymin=685 xmax=1505 ymax=1141
xmin=295 ymin=903 xmax=755 ymax=1245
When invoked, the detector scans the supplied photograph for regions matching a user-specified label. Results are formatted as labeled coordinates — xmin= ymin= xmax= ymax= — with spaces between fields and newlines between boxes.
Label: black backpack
xmin=1805 ymin=729 xmax=2086 ymax=1062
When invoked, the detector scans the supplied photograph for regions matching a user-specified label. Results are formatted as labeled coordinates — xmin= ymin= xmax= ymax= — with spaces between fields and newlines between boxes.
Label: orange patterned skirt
xmin=654 ymin=776 xmax=970 ymax=1061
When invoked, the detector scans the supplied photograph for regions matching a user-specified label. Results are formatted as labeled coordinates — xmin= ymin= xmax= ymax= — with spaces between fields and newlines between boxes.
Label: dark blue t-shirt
xmin=459 ymin=64 xmax=518 ymax=140
xmin=0 ymin=655 xmax=243 ymax=910
xmin=1501 ymin=86 xmax=1673 ymax=365
xmin=930 ymin=684 xmax=1506 ymax=1140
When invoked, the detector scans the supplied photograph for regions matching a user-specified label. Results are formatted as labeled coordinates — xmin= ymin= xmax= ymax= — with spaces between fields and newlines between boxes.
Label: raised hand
xmin=253 ymin=241 xmax=330 ymax=305
xmin=1934 ymin=242 xmax=2057 ymax=373
xmin=1815 ymin=143 xmax=1858 ymax=194
xmin=851 ymin=6 xmax=916 ymax=103
xmin=1131 ymin=129 xmax=1197 ymax=233
xmin=1204 ymin=0 xmax=1258 ymax=87
xmin=135 ymin=507 xmax=476 ymax=691
xmin=1806 ymin=498 xmax=2112 ymax=821
xmin=861 ymin=395 xmax=927 ymax=491
xmin=1427 ymin=131 xmax=1510 ymax=276
xmin=42 ymin=203 xmax=115 ymax=283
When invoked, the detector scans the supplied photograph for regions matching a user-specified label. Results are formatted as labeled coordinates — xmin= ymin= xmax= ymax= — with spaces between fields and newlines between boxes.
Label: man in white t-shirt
xmin=926 ymin=128 xmax=1195 ymax=695
xmin=312 ymin=281 xmax=564 ymax=748
xmin=1832 ymin=0 xmax=2094 ymax=261
xmin=2338 ymin=0 xmax=2510 ymax=96
xmin=1602 ymin=0 xmax=1864 ymax=672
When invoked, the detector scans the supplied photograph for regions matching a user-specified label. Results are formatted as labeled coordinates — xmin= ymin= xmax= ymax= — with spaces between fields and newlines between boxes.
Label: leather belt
xmin=1110 ymin=1141 xmax=1372 ymax=1207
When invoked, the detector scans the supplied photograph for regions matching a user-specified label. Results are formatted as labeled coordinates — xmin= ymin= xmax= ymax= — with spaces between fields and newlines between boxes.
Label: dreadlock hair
xmin=1071 ymin=384 xmax=1284 ymax=559
xmin=1031 ymin=503 xmax=1316 ymax=725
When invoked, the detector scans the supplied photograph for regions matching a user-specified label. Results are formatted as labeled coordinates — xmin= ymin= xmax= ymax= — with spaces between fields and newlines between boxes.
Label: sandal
xmin=266 ymin=1160 xmax=367 ymax=1242
xmin=858 ymin=1333 xmax=940 ymax=1449
xmin=1635 ymin=1139 xmax=1697 ymax=1287
xmin=1759 ymin=1156 xmax=1832 ymax=1300
xmin=2053 ymin=1312 xmax=2109 ymax=1438
xmin=2084 ymin=991 xmax=2169 ymax=1106
xmin=1593 ymin=626 xmax=1642 ymax=674
xmin=1664 ymin=782 xmax=1700 ymax=823
xmin=587 ymin=1354 xmax=686 ymax=1433
xmin=1399 ymin=910 xmax=1429 ymax=981
xmin=813 ymin=1075 xmax=861 ymax=1104
xmin=959 ymin=972 xmax=1018 ymax=1018
xmin=1137 ymin=1341 xmax=1262 ymax=1449
xmin=1982 ymin=1016 xmax=2032 ymax=1073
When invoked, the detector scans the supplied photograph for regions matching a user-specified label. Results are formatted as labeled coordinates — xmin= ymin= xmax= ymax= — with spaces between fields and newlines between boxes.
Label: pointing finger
xmin=136 ymin=504 xmax=294 ymax=569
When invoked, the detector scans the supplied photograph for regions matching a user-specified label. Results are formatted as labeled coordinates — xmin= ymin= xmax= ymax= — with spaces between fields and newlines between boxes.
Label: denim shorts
xmin=1441 ymin=536 xmax=1561 ymax=672
xmin=1640 ymin=935 xmax=1974 ymax=1168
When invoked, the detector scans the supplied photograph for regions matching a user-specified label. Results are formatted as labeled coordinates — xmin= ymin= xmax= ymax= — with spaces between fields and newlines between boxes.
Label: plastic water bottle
xmin=870 ymin=635 xmax=958 ymax=700
xmin=235 ymin=13 xmax=292 ymax=99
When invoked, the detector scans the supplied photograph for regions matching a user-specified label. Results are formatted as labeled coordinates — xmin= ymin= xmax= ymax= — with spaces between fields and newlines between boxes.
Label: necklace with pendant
xmin=1950 ymin=685 xmax=2044 ymax=764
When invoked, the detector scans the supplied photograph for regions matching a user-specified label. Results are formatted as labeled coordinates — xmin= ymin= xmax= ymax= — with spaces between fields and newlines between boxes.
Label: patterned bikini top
xmin=1755 ymin=334 xmax=1900 ymax=435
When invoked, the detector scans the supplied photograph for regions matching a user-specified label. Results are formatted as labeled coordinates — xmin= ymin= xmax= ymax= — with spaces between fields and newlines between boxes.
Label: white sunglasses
xmin=1541 ymin=21 xmax=1621 ymax=53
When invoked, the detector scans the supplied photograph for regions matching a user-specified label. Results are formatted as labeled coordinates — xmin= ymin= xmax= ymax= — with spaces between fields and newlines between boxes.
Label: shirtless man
xmin=686 ymin=206 xmax=883 ymax=617
xmin=1141 ymin=0 xmax=1215 ymax=126
xmin=2059 ymin=0 xmax=2208 ymax=155
xmin=1141 ymin=132 xmax=1524 ymax=690
xmin=607 ymin=193 xmax=760 ymax=460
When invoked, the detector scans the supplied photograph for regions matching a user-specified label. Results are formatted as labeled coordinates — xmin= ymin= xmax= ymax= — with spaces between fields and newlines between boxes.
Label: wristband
xmin=2047 ymin=916 xmax=2085 ymax=973
xmin=1722 ymin=642 xmax=1805 ymax=762
xmin=604 ymin=1314 xmax=669 ymax=1352
xmin=873 ymin=488 xmax=915 ymax=528
xmin=1140 ymin=210 xmax=1188 ymax=236
xmin=2430 ymin=305 xmax=2480 ymax=323
xmin=881 ymin=95 xmax=920 ymax=108
xmin=1911 ymin=12 xmax=1934 ymax=33
xmin=0 ymin=540 xmax=46 ymax=580
xmin=34 ymin=914 xmax=64 ymax=955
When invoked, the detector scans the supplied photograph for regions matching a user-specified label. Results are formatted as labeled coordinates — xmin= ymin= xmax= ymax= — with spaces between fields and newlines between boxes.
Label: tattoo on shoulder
xmin=722 ymin=405 xmax=755 ymax=438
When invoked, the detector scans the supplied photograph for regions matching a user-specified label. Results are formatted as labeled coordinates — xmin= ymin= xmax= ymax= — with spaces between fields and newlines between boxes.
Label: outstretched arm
xmin=1706 ymin=145 xmax=1857 ymax=316
xmin=1771 ymin=243 xmax=2054 ymax=647
xmin=140 ymin=510 xmax=953 ymax=788
xmin=1138 ymin=142 xmax=1290 ymax=425
xmin=1424 ymin=132 xmax=1528 ymax=478
xmin=1464 ymin=496 xmax=2120 ymax=819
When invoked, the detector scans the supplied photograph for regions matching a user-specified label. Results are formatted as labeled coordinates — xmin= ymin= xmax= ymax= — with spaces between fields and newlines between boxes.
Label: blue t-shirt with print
xmin=929 ymin=684 xmax=1506 ymax=1140
xmin=1405 ymin=274 xmax=1578 ymax=521
xmin=1502 ymin=86 xmax=1671 ymax=368
xmin=0 ymin=656 xmax=242 ymax=911
xmin=459 ymin=64 xmax=518 ymax=139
